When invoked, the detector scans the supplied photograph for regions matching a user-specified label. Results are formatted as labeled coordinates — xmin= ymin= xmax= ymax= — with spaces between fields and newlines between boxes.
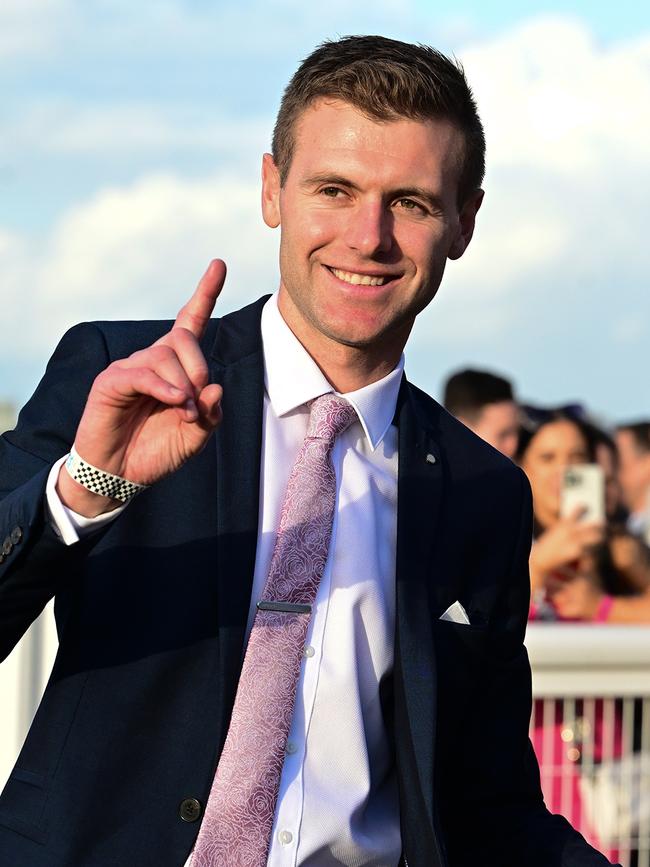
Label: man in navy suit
xmin=0 ymin=36 xmax=613 ymax=866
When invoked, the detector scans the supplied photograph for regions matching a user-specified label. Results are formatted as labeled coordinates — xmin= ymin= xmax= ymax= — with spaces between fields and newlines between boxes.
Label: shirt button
xmin=286 ymin=741 xmax=298 ymax=755
xmin=278 ymin=830 xmax=293 ymax=845
xmin=10 ymin=527 xmax=23 ymax=545
xmin=179 ymin=798 xmax=202 ymax=822
xmin=304 ymin=645 xmax=315 ymax=658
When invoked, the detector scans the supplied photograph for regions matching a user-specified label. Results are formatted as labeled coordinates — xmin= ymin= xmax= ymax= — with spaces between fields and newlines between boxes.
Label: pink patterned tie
xmin=192 ymin=394 xmax=357 ymax=866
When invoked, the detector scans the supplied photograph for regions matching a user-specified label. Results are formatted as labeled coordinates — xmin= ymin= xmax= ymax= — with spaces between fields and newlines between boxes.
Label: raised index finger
xmin=173 ymin=259 xmax=227 ymax=339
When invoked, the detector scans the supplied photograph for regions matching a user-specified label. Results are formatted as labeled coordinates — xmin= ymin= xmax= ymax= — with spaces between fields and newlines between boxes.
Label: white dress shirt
xmin=46 ymin=294 xmax=404 ymax=866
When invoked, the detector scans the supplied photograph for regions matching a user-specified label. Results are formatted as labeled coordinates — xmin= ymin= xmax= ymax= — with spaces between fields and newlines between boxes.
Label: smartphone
xmin=560 ymin=464 xmax=605 ymax=523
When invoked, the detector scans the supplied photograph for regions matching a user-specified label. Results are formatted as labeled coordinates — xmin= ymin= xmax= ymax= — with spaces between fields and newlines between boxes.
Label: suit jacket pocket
xmin=433 ymin=616 xmax=490 ymax=651
xmin=0 ymin=669 xmax=88 ymax=843
xmin=0 ymin=769 xmax=48 ymax=844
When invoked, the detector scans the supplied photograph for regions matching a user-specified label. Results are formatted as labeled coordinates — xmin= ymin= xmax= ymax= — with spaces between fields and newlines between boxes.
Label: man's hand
xmin=56 ymin=260 xmax=226 ymax=517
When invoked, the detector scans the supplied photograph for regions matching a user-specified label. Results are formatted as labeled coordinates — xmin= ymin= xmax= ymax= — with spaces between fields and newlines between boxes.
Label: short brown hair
xmin=272 ymin=35 xmax=485 ymax=205
xmin=444 ymin=368 xmax=514 ymax=422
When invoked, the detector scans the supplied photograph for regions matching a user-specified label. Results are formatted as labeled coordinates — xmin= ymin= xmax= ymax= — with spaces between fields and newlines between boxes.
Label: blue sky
xmin=1 ymin=1 xmax=648 ymax=422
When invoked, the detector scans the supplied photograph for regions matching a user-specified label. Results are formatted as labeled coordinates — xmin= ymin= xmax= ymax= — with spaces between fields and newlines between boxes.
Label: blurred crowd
xmin=443 ymin=369 xmax=650 ymax=625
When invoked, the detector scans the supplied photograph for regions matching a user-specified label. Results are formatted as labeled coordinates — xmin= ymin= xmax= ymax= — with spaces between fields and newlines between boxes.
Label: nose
xmin=343 ymin=199 xmax=393 ymax=257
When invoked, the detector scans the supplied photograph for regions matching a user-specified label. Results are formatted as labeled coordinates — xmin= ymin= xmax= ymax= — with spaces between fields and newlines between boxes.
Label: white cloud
xmin=1 ymin=13 xmax=648 ymax=416
xmin=0 ymin=172 xmax=279 ymax=363
xmin=415 ymin=16 xmax=650 ymax=349
xmin=462 ymin=17 xmax=650 ymax=174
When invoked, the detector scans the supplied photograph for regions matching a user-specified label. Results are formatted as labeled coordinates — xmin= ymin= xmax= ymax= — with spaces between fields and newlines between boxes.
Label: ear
xmin=261 ymin=153 xmax=281 ymax=228
xmin=448 ymin=189 xmax=484 ymax=261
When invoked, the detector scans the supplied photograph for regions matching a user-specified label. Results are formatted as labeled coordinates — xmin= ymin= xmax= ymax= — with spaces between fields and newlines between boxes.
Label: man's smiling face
xmin=262 ymin=98 xmax=482 ymax=373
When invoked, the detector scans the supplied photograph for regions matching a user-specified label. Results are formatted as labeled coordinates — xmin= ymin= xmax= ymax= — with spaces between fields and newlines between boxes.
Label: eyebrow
xmin=300 ymin=173 xmax=445 ymax=213
xmin=301 ymin=173 xmax=360 ymax=190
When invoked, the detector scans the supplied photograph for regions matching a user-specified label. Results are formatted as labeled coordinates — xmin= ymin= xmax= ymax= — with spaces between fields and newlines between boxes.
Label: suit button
xmin=179 ymin=798 xmax=202 ymax=823
xmin=10 ymin=527 xmax=22 ymax=545
xmin=2 ymin=537 xmax=12 ymax=556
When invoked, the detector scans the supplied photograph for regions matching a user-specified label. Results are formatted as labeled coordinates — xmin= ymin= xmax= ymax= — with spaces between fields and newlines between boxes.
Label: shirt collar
xmin=261 ymin=294 xmax=404 ymax=451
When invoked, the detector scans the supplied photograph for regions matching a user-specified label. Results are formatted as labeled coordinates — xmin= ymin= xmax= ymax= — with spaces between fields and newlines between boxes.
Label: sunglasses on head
xmin=519 ymin=403 xmax=587 ymax=431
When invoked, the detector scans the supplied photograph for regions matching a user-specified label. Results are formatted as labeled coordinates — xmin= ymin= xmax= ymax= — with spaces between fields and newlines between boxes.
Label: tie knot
xmin=307 ymin=394 xmax=357 ymax=444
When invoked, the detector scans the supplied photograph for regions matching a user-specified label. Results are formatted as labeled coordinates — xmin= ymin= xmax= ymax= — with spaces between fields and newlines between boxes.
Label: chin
xmin=328 ymin=307 xmax=409 ymax=345
xmin=324 ymin=318 xmax=395 ymax=350
xmin=311 ymin=309 xmax=376 ymax=343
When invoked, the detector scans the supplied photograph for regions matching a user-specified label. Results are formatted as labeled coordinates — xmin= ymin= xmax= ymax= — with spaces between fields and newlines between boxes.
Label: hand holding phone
xmin=560 ymin=464 xmax=605 ymax=524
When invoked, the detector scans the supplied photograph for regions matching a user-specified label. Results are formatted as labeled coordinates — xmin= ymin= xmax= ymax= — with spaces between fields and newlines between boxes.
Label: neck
xmin=277 ymin=291 xmax=407 ymax=393
xmin=309 ymin=344 xmax=400 ymax=394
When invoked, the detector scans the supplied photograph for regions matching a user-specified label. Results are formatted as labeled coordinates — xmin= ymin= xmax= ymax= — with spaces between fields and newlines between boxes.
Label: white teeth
xmin=331 ymin=268 xmax=386 ymax=287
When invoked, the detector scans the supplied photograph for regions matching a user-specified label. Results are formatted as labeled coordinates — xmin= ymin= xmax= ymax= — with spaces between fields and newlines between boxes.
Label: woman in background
xmin=517 ymin=407 xmax=650 ymax=622
xmin=551 ymin=427 xmax=650 ymax=621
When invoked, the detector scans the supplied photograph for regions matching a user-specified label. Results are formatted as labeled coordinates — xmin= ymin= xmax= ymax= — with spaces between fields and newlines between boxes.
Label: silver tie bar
xmin=257 ymin=600 xmax=312 ymax=614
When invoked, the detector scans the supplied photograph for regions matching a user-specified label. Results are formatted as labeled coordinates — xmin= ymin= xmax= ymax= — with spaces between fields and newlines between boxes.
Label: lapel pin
xmin=426 ymin=453 xmax=436 ymax=464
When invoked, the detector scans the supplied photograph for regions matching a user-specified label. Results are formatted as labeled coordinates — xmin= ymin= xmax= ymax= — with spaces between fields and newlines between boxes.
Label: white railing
xmin=0 ymin=603 xmax=58 ymax=789
xmin=2 ymin=614 xmax=649 ymax=866
xmin=527 ymin=624 xmax=650 ymax=867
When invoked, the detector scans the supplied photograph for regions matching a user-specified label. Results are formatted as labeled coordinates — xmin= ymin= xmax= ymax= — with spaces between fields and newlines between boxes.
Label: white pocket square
xmin=439 ymin=600 xmax=470 ymax=625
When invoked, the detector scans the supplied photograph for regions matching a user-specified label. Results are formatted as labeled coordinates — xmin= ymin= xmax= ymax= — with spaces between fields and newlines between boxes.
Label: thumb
xmin=196 ymin=383 xmax=223 ymax=431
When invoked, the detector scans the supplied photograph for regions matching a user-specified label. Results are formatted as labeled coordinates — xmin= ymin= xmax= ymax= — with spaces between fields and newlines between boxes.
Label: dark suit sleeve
xmin=0 ymin=323 xmax=111 ymax=661
xmin=441 ymin=468 xmax=617 ymax=867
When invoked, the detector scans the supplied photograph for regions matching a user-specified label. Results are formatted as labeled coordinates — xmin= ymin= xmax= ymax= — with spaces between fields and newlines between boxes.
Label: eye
xmin=320 ymin=186 xmax=343 ymax=198
xmin=395 ymin=197 xmax=426 ymax=215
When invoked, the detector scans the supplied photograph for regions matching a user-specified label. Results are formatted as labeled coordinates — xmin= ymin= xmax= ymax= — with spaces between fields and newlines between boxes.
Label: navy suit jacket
xmin=0 ymin=297 xmax=612 ymax=866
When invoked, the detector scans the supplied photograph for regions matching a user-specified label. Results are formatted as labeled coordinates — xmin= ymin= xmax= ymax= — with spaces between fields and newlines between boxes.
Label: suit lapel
xmin=206 ymin=296 xmax=268 ymax=755
xmin=394 ymin=379 xmax=446 ymax=863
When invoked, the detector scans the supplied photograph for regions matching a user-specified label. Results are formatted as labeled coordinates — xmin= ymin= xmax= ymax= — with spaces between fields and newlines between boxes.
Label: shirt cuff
xmin=45 ymin=455 xmax=126 ymax=546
